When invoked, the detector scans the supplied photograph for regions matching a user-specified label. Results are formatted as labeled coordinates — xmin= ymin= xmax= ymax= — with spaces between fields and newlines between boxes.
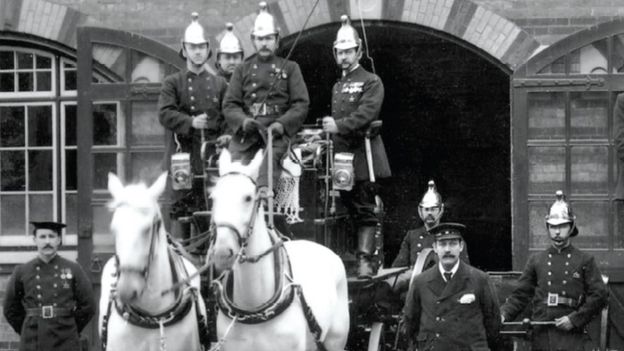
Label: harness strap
xmin=294 ymin=285 xmax=327 ymax=351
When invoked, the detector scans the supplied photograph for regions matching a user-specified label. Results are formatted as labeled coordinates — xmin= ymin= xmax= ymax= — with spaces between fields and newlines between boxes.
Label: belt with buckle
xmin=249 ymin=103 xmax=282 ymax=117
xmin=546 ymin=293 xmax=578 ymax=308
xmin=26 ymin=306 xmax=72 ymax=319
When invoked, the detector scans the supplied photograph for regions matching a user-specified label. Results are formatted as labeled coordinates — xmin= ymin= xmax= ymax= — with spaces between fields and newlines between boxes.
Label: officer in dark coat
xmin=215 ymin=23 xmax=244 ymax=83
xmin=3 ymin=222 xmax=95 ymax=351
xmin=501 ymin=191 xmax=608 ymax=351
xmin=391 ymin=181 xmax=469 ymax=294
xmin=223 ymin=2 xmax=309 ymax=191
xmin=322 ymin=15 xmax=390 ymax=279
xmin=403 ymin=223 xmax=500 ymax=351
xmin=158 ymin=13 xmax=229 ymax=236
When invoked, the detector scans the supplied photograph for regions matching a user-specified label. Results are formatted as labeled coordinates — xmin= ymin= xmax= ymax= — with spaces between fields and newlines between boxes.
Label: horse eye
xmin=244 ymin=195 xmax=253 ymax=202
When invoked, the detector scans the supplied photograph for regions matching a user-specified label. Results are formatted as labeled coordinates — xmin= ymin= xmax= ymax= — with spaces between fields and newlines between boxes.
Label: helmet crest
xmin=545 ymin=190 xmax=578 ymax=237
xmin=252 ymin=2 xmax=279 ymax=37
xmin=333 ymin=15 xmax=361 ymax=51
xmin=218 ymin=22 xmax=244 ymax=56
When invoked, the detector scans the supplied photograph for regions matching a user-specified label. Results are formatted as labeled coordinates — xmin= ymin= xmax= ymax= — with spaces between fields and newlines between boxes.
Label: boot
xmin=356 ymin=226 xmax=378 ymax=279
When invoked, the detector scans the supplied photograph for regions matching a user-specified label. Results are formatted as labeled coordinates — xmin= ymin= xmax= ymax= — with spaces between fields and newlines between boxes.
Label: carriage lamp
xmin=333 ymin=152 xmax=354 ymax=191
xmin=171 ymin=152 xmax=193 ymax=190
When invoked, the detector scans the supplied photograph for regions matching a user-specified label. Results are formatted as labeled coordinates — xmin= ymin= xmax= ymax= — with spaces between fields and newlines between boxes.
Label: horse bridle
xmin=211 ymin=171 xmax=281 ymax=264
xmin=115 ymin=215 xmax=161 ymax=282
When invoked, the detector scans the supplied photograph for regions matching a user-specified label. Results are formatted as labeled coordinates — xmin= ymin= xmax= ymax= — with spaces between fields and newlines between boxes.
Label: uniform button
xmin=38 ymin=303 xmax=42 ymax=307
xmin=435 ymin=333 xmax=440 ymax=338
xmin=188 ymin=78 xmax=192 ymax=82
xmin=435 ymin=317 xmax=440 ymax=321
xmin=36 ymin=266 xmax=40 ymax=271
xmin=562 ymin=291 xmax=566 ymax=295
xmin=188 ymin=86 xmax=193 ymax=91
xmin=565 ymin=262 xmax=569 ymax=266
xmin=548 ymin=281 xmax=552 ymax=286
xmin=54 ymin=265 xmax=58 ymax=269
xmin=253 ymin=64 xmax=258 ymax=69
xmin=190 ymin=96 xmax=195 ymax=101
xmin=547 ymin=262 xmax=551 ymax=266
xmin=53 ymin=284 xmax=58 ymax=288
xmin=252 ymin=93 xmax=257 ymax=98
xmin=53 ymin=303 xmax=57 ymax=307
xmin=252 ymin=73 xmax=257 ymax=76
xmin=565 ymin=271 xmax=568 ymax=275
xmin=191 ymin=106 xmax=195 ymax=110
xmin=36 ymin=285 xmax=41 ymax=289
xmin=548 ymin=272 xmax=552 ymax=275
xmin=436 ymin=301 xmax=440 ymax=304
xmin=252 ymin=83 xmax=257 ymax=87
xmin=417 ymin=243 xmax=422 ymax=248
xmin=419 ymin=236 xmax=424 ymax=239
xmin=36 ymin=275 xmax=40 ymax=279
xmin=37 ymin=294 xmax=42 ymax=299
xmin=548 ymin=254 xmax=552 ymax=258
xmin=567 ymin=254 xmax=571 ymax=258
xmin=563 ymin=280 xmax=567 ymax=284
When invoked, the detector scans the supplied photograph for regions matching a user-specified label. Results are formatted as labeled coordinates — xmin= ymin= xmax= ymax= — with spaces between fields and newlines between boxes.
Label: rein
xmin=116 ymin=216 xmax=161 ymax=282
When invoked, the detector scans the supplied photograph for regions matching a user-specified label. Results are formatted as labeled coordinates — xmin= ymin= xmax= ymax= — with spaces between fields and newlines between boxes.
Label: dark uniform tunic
xmin=330 ymin=65 xmax=390 ymax=226
xmin=404 ymin=261 xmax=501 ymax=350
xmin=223 ymin=54 xmax=309 ymax=187
xmin=501 ymin=244 xmax=608 ymax=351
xmin=3 ymin=255 xmax=95 ymax=351
xmin=158 ymin=69 xmax=228 ymax=214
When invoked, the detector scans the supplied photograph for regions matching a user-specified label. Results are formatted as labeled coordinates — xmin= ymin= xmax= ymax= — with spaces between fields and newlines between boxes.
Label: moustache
xmin=43 ymin=245 xmax=54 ymax=249
xmin=443 ymin=254 xmax=455 ymax=259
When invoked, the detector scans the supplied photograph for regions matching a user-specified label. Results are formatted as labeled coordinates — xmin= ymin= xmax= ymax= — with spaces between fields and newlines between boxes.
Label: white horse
xmin=209 ymin=149 xmax=350 ymax=351
xmin=99 ymin=173 xmax=208 ymax=351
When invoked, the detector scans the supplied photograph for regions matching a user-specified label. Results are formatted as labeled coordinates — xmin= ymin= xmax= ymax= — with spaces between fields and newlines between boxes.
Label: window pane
xmin=570 ymin=92 xmax=608 ymax=139
xmin=93 ymin=205 xmax=114 ymax=252
xmin=36 ymin=72 xmax=51 ymax=91
xmin=537 ymin=56 xmax=565 ymax=75
xmin=0 ymin=195 xmax=25 ymax=235
xmin=0 ymin=73 xmax=14 ymax=92
xmin=0 ymin=51 xmax=14 ymax=69
xmin=92 ymin=44 xmax=126 ymax=82
xmin=36 ymin=55 xmax=51 ymax=69
xmin=94 ymin=153 xmax=120 ymax=190
xmin=571 ymin=146 xmax=608 ymax=194
xmin=29 ymin=194 xmax=53 ymax=222
xmin=529 ymin=201 xmax=550 ymax=248
xmin=616 ymin=200 xmax=624 ymax=248
xmin=65 ymin=193 xmax=77 ymax=235
xmin=18 ymin=72 xmax=33 ymax=91
xmin=16 ymin=52 xmax=33 ymax=69
xmin=65 ymin=104 xmax=77 ymax=146
xmin=93 ymin=103 xmax=118 ymax=145
xmin=28 ymin=105 xmax=52 ymax=146
xmin=29 ymin=150 xmax=53 ymax=190
xmin=528 ymin=147 xmax=565 ymax=194
xmin=64 ymin=70 xmax=77 ymax=91
xmin=569 ymin=39 xmax=608 ymax=74
xmin=0 ymin=106 xmax=25 ymax=146
xmin=65 ymin=149 xmax=77 ymax=191
xmin=131 ymin=152 xmax=163 ymax=185
xmin=1 ymin=151 xmax=25 ymax=191
xmin=131 ymin=51 xmax=166 ymax=83
xmin=528 ymin=92 xmax=565 ymax=139
xmin=573 ymin=201 xmax=609 ymax=249
xmin=131 ymin=101 xmax=163 ymax=145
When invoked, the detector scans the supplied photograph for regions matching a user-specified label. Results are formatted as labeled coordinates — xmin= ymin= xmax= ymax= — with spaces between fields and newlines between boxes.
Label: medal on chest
xmin=61 ymin=268 xmax=72 ymax=289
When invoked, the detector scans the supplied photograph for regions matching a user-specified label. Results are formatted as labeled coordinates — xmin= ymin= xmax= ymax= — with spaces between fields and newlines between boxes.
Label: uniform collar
xmin=185 ymin=68 xmax=208 ymax=78
xmin=37 ymin=253 xmax=58 ymax=264
xmin=342 ymin=64 xmax=361 ymax=78
xmin=547 ymin=243 xmax=574 ymax=255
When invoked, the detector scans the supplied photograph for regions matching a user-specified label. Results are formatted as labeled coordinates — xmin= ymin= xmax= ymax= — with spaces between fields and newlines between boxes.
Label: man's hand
xmin=554 ymin=315 xmax=574 ymax=331
xmin=216 ymin=134 xmax=232 ymax=147
xmin=500 ymin=315 xmax=506 ymax=323
xmin=322 ymin=116 xmax=338 ymax=134
xmin=192 ymin=113 xmax=209 ymax=129
xmin=243 ymin=118 xmax=259 ymax=133
xmin=268 ymin=122 xmax=284 ymax=136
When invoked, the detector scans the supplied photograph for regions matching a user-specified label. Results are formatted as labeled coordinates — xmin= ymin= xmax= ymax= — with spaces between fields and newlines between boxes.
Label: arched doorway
xmin=280 ymin=21 xmax=512 ymax=271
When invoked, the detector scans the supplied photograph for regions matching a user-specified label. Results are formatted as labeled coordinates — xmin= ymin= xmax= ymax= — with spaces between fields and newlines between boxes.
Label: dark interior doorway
xmin=280 ymin=21 xmax=512 ymax=271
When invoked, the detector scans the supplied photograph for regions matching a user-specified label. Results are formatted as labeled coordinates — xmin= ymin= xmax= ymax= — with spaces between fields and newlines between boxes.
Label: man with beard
xmin=223 ymin=1 xmax=309 ymax=199
xmin=3 ymin=222 xmax=95 ymax=351
xmin=391 ymin=180 xmax=469 ymax=294
xmin=158 ymin=13 xmax=229 ymax=238
xmin=322 ymin=15 xmax=391 ymax=278
xmin=501 ymin=191 xmax=608 ymax=351
xmin=215 ymin=23 xmax=244 ymax=83
xmin=403 ymin=222 xmax=500 ymax=350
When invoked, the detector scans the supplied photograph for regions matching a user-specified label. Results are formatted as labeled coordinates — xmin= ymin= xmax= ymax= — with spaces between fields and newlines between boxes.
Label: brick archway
xmin=0 ymin=0 xmax=97 ymax=49
xmin=219 ymin=0 xmax=540 ymax=70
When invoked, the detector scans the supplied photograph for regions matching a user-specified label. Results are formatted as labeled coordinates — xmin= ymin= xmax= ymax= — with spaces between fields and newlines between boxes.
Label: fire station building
xmin=1 ymin=0 xmax=624 ymax=349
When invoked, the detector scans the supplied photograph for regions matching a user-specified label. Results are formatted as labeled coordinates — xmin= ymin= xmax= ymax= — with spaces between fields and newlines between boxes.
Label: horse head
xmin=210 ymin=149 xmax=264 ymax=271
xmin=107 ymin=172 xmax=168 ymax=304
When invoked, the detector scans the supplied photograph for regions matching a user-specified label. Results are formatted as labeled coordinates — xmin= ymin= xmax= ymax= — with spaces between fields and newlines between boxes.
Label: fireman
xmin=501 ymin=191 xmax=608 ymax=351
xmin=215 ymin=23 xmax=244 ymax=83
xmin=322 ymin=15 xmax=391 ymax=278
xmin=223 ymin=2 xmax=309 ymax=196
xmin=158 ymin=13 xmax=229 ymax=238
xmin=391 ymin=180 xmax=469 ymax=293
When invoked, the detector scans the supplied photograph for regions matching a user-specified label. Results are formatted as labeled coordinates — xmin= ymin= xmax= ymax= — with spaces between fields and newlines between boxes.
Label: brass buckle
xmin=547 ymin=293 xmax=559 ymax=307
xmin=41 ymin=305 xmax=54 ymax=319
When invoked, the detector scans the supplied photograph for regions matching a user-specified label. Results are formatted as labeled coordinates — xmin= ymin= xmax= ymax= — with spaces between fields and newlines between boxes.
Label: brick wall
xmin=35 ymin=0 xmax=624 ymax=47
xmin=0 ymin=274 xmax=20 ymax=351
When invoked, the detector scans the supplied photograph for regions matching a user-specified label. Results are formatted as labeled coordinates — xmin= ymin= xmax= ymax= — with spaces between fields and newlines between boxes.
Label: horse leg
xmin=320 ymin=265 xmax=350 ymax=351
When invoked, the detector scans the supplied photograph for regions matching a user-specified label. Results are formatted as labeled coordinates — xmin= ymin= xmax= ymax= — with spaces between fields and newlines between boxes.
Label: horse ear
xmin=108 ymin=172 xmax=125 ymax=199
xmin=148 ymin=172 xmax=168 ymax=200
xmin=218 ymin=148 xmax=232 ymax=176
xmin=247 ymin=149 xmax=264 ymax=180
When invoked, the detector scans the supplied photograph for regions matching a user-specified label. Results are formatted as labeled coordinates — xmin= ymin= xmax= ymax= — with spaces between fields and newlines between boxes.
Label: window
xmin=0 ymin=48 xmax=76 ymax=241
